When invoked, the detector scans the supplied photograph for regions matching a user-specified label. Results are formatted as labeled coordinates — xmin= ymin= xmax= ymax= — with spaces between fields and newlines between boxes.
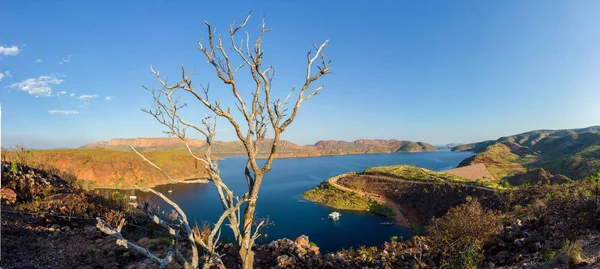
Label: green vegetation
xmin=542 ymin=248 xmax=556 ymax=261
xmin=369 ymin=203 xmax=395 ymax=219
xmin=459 ymin=143 xmax=526 ymax=180
xmin=426 ymin=200 xmax=503 ymax=267
xmin=453 ymin=126 xmax=600 ymax=181
xmin=366 ymin=165 xmax=464 ymax=182
xmin=302 ymin=182 xmax=394 ymax=219
xmin=364 ymin=164 xmax=507 ymax=189
xmin=10 ymin=160 xmax=18 ymax=174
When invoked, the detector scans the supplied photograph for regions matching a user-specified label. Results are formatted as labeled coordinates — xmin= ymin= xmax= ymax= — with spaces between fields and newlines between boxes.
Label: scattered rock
xmin=84 ymin=226 xmax=96 ymax=233
xmin=277 ymin=254 xmax=294 ymax=267
xmin=137 ymin=237 xmax=150 ymax=247
xmin=514 ymin=238 xmax=525 ymax=248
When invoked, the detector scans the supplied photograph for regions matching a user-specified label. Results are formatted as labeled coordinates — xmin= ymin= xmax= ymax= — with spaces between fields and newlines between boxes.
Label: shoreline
xmin=221 ymin=149 xmax=439 ymax=160
xmin=326 ymin=173 xmax=411 ymax=227
xmin=91 ymin=178 xmax=210 ymax=190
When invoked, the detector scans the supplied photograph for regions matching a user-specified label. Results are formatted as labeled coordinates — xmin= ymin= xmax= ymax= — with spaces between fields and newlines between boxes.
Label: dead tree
xmin=96 ymin=12 xmax=330 ymax=269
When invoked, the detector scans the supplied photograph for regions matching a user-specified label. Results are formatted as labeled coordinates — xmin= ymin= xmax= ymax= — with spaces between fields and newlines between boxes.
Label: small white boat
xmin=380 ymin=222 xmax=394 ymax=225
xmin=168 ymin=189 xmax=173 ymax=193
xmin=328 ymin=212 xmax=341 ymax=220
xmin=129 ymin=195 xmax=137 ymax=200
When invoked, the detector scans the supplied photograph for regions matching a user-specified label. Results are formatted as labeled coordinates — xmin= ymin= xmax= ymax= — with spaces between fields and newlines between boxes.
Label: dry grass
xmin=3 ymin=148 xmax=208 ymax=188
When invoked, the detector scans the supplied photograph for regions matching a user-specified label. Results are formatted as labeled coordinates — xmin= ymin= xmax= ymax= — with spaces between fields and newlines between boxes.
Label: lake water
xmin=128 ymin=150 xmax=473 ymax=252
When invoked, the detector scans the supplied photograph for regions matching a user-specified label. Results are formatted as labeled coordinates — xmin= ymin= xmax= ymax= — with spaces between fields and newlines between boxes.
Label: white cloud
xmin=0 ymin=71 xmax=11 ymax=82
xmin=48 ymin=109 xmax=79 ymax=115
xmin=0 ymin=45 xmax=19 ymax=57
xmin=78 ymin=94 xmax=97 ymax=100
xmin=7 ymin=76 xmax=63 ymax=97
xmin=58 ymin=55 xmax=71 ymax=64
xmin=105 ymin=96 xmax=111 ymax=100
xmin=34 ymin=58 xmax=42 ymax=63
xmin=56 ymin=90 xmax=67 ymax=96
xmin=70 ymin=93 xmax=75 ymax=97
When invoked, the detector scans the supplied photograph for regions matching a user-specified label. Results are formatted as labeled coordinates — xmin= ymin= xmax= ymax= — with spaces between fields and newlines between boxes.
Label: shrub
xmin=542 ymin=191 xmax=598 ymax=239
xmin=562 ymin=240 xmax=586 ymax=268
xmin=426 ymin=200 xmax=503 ymax=266
xmin=10 ymin=160 xmax=18 ymax=174
xmin=542 ymin=248 xmax=556 ymax=261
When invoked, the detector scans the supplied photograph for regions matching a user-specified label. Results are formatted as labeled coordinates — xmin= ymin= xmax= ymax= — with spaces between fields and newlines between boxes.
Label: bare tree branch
xmin=97 ymin=12 xmax=330 ymax=269
xmin=129 ymin=146 xmax=209 ymax=184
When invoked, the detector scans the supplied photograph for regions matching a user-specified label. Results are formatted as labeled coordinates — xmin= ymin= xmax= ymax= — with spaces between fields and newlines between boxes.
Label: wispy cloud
xmin=70 ymin=93 xmax=75 ymax=97
xmin=78 ymin=94 xmax=97 ymax=100
xmin=7 ymin=76 xmax=63 ymax=97
xmin=56 ymin=91 xmax=67 ymax=96
xmin=0 ymin=71 xmax=10 ymax=82
xmin=0 ymin=45 xmax=19 ymax=57
xmin=34 ymin=58 xmax=43 ymax=63
xmin=58 ymin=55 xmax=71 ymax=64
xmin=105 ymin=96 xmax=111 ymax=100
xmin=48 ymin=109 xmax=79 ymax=115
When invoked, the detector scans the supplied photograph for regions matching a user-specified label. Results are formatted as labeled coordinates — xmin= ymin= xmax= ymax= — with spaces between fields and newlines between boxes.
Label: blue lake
xmin=130 ymin=150 xmax=474 ymax=252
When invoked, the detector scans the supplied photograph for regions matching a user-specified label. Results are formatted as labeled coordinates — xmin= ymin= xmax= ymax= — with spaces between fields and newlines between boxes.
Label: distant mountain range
xmin=81 ymin=138 xmax=437 ymax=157
xmin=435 ymin=143 xmax=463 ymax=150
xmin=453 ymin=126 xmax=600 ymax=181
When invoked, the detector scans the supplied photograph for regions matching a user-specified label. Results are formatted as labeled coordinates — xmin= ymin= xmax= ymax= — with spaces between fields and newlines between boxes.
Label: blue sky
xmin=1 ymin=0 xmax=600 ymax=149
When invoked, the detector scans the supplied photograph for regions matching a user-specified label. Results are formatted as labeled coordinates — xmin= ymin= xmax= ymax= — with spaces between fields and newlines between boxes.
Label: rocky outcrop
xmin=82 ymin=138 xmax=438 ymax=158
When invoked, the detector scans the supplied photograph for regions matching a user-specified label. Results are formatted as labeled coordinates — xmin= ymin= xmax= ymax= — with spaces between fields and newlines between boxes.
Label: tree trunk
xmin=240 ymin=198 xmax=257 ymax=269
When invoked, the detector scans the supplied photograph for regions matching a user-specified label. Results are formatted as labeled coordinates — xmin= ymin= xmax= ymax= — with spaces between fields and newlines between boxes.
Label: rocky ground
xmin=2 ymin=161 xmax=600 ymax=268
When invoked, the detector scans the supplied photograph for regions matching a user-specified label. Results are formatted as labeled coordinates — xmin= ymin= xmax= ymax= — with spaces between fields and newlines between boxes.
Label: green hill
xmin=454 ymin=126 xmax=600 ymax=180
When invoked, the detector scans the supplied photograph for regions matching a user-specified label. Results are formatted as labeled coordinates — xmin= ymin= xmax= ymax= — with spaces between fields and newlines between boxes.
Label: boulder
xmin=60 ymin=206 xmax=69 ymax=215
xmin=514 ymin=238 xmax=525 ymax=248
xmin=295 ymin=235 xmax=310 ymax=248
xmin=1 ymin=188 xmax=17 ymax=204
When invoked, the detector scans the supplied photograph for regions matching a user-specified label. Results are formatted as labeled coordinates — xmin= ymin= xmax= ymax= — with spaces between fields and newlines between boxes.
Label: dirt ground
xmin=445 ymin=163 xmax=494 ymax=180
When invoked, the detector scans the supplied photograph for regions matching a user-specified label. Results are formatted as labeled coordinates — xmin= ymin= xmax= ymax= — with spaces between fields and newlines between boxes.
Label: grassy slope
xmin=458 ymin=143 xmax=526 ymax=180
xmin=302 ymin=182 xmax=395 ymax=219
xmin=453 ymin=127 xmax=600 ymax=180
xmin=364 ymin=164 xmax=506 ymax=189
xmin=3 ymin=148 xmax=208 ymax=188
